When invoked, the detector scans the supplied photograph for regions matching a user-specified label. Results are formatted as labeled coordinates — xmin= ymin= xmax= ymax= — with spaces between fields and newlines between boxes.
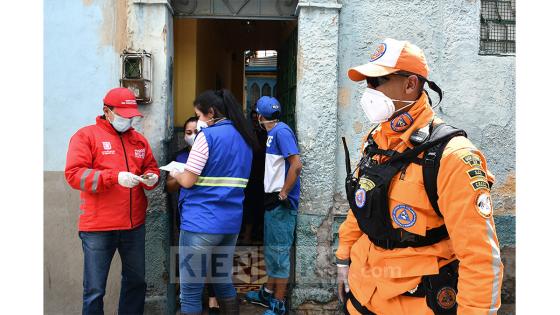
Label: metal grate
xmin=480 ymin=0 xmax=516 ymax=55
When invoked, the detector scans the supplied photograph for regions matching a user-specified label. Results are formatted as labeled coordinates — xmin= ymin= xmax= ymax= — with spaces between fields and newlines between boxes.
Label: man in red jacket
xmin=65 ymin=87 xmax=160 ymax=315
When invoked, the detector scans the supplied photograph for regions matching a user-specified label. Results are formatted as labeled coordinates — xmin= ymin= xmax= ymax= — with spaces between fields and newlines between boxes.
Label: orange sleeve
xmin=437 ymin=142 xmax=503 ymax=314
xmin=335 ymin=208 xmax=364 ymax=264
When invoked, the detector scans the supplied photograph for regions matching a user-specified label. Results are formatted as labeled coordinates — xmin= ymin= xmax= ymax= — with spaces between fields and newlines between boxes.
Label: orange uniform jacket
xmin=336 ymin=93 xmax=503 ymax=314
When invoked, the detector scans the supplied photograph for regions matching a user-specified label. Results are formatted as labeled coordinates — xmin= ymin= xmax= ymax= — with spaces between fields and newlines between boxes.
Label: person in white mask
xmin=336 ymin=38 xmax=503 ymax=314
xmin=64 ymin=87 xmax=160 ymax=315
xmin=165 ymin=116 xmax=221 ymax=314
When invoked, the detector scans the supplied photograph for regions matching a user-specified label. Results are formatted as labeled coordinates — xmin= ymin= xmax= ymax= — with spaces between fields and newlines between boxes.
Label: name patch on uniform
xmin=392 ymin=204 xmax=417 ymax=228
xmin=135 ymin=148 xmax=145 ymax=159
xmin=466 ymin=168 xmax=486 ymax=180
xmin=359 ymin=178 xmax=376 ymax=191
xmin=355 ymin=188 xmax=366 ymax=208
xmin=471 ymin=180 xmax=490 ymax=191
xmin=461 ymin=154 xmax=482 ymax=168
xmin=476 ymin=192 xmax=493 ymax=218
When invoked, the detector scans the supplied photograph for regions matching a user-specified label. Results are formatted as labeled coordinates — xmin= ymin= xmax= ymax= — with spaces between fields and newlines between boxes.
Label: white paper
xmin=159 ymin=161 xmax=187 ymax=172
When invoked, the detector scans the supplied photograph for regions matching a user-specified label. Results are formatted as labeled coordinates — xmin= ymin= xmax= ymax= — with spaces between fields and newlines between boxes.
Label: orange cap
xmin=348 ymin=38 xmax=429 ymax=81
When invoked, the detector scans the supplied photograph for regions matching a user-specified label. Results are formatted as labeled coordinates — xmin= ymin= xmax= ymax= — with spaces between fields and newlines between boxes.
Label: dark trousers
xmin=79 ymin=224 xmax=146 ymax=315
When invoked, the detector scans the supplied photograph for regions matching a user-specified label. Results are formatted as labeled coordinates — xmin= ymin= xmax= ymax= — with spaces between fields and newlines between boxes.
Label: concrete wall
xmin=44 ymin=0 xmax=174 ymax=313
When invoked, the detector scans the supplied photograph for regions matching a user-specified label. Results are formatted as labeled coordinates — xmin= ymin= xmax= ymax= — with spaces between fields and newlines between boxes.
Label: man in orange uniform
xmin=336 ymin=38 xmax=503 ymax=315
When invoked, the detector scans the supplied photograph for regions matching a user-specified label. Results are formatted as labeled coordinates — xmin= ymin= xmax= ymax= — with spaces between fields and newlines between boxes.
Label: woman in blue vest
xmin=170 ymin=89 xmax=256 ymax=315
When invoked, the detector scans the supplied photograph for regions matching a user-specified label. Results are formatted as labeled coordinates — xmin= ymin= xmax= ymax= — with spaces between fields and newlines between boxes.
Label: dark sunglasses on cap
xmin=366 ymin=72 xmax=423 ymax=88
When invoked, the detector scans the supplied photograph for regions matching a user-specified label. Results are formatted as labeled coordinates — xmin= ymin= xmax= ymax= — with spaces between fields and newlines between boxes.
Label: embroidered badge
xmin=471 ymin=180 xmax=490 ymax=191
xmin=359 ymin=177 xmax=376 ymax=191
xmin=369 ymin=43 xmax=387 ymax=62
xmin=134 ymin=148 xmax=145 ymax=159
xmin=476 ymin=192 xmax=493 ymax=218
xmin=102 ymin=141 xmax=112 ymax=150
xmin=466 ymin=168 xmax=486 ymax=180
xmin=461 ymin=154 xmax=482 ymax=168
xmin=355 ymin=188 xmax=367 ymax=208
xmin=391 ymin=204 xmax=417 ymax=228
xmin=436 ymin=287 xmax=457 ymax=310
xmin=390 ymin=112 xmax=414 ymax=132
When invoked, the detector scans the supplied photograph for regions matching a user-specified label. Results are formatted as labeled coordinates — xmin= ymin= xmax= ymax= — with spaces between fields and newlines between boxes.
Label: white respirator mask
xmin=360 ymin=88 xmax=415 ymax=124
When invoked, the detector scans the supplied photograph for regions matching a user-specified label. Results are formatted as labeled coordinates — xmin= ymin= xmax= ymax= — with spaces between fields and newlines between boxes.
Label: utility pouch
xmin=422 ymin=260 xmax=459 ymax=314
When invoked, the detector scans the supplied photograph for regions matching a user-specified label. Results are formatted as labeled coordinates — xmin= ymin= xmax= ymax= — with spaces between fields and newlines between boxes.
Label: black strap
xmin=370 ymin=224 xmax=449 ymax=250
xmin=342 ymin=137 xmax=352 ymax=175
xmin=421 ymin=124 xmax=467 ymax=217
xmin=347 ymin=291 xmax=377 ymax=315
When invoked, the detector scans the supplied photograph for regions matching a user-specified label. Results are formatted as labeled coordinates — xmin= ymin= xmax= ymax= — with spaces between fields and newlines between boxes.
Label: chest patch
xmin=134 ymin=148 xmax=145 ymax=159
xmin=392 ymin=204 xmax=417 ymax=228
xmin=102 ymin=141 xmax=112 ymax=150
xmin=101 ymin=141 xmax=115 ymax=155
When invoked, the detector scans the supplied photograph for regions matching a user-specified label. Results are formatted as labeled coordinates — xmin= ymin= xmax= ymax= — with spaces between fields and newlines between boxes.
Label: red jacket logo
xmin=135 ymin=149 xmax=145 ymax=159
xmin=102 ymin=141 xmax=112 ymax=150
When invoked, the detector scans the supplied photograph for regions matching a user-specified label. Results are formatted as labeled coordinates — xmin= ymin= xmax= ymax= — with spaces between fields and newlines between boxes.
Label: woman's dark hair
xmin=194 ymin=89 xmax=258 ymax=149
xmin=183 ymin=116 xmax=198 ymax=131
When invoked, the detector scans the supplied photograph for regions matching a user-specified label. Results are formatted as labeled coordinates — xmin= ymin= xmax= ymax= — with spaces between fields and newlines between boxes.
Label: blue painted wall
xmin=44 ymin=0 xmax=120 ymax=171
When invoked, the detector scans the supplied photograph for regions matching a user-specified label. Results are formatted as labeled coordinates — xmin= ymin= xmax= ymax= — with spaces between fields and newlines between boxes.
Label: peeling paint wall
xmin=127 ymin=1 xmax=174 ymax=312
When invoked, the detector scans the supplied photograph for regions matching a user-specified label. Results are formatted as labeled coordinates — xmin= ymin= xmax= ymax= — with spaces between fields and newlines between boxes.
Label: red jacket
xmin=65 ymin=116 xmax=160 ymax=231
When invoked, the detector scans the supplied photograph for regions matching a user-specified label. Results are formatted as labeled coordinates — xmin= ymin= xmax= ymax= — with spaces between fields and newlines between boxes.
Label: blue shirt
xmin=264 ymin=122 xmax=301 ymax=210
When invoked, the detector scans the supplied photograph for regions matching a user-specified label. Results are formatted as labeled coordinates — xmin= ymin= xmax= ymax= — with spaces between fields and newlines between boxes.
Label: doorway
xmin=170 ymin=17 xmax=298 ymax=311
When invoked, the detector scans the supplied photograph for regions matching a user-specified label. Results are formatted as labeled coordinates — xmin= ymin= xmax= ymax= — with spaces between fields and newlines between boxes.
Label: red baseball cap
xmin=103 ymin=87 xmax=143 ymax=118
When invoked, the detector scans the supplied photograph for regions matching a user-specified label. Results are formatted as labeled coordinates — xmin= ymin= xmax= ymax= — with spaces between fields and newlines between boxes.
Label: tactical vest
xmin=343 ymin=123 xmax=467 ymax=250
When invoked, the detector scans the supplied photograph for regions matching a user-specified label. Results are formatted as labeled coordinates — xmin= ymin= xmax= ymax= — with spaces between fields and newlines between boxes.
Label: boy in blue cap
xmin=245 ymin=96 xmax=302 ymax=315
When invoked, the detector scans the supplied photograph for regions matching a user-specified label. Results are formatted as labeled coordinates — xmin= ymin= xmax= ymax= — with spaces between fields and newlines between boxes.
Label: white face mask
xmin=360 ymin=88 xmax=415 ymax=124
xmin=109 ymin=109 xmax=132 ymax=132
xmin=196 ymin=119 xmax=208 ymax=132
xmin=184 ymin=133 xmax=195 ymax=146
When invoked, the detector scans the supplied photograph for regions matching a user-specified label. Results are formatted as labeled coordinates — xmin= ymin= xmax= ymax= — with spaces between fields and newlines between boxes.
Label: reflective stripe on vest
xmin=194 ymin=176 xmax=249 ymax=188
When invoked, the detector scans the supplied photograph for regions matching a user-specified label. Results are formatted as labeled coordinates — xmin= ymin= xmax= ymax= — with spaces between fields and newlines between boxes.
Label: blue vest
xmin=180 ymin=120 xmax=253 ymax=234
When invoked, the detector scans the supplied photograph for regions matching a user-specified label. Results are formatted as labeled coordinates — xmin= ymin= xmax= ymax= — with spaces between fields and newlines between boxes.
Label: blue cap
xmin=256 ymin=96 xmax=281 ymax=118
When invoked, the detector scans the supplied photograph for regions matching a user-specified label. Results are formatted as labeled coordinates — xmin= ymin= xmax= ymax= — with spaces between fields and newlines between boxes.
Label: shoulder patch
xmin=476 ymin=192 xmax=493 ymax=218
xmin=466 ymin=168 xmax=486 ymax=180
xmin=471 ymin=180 xmax=490 ymax=191
xmin=461 ymin=154 xmax=482 ymax=168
